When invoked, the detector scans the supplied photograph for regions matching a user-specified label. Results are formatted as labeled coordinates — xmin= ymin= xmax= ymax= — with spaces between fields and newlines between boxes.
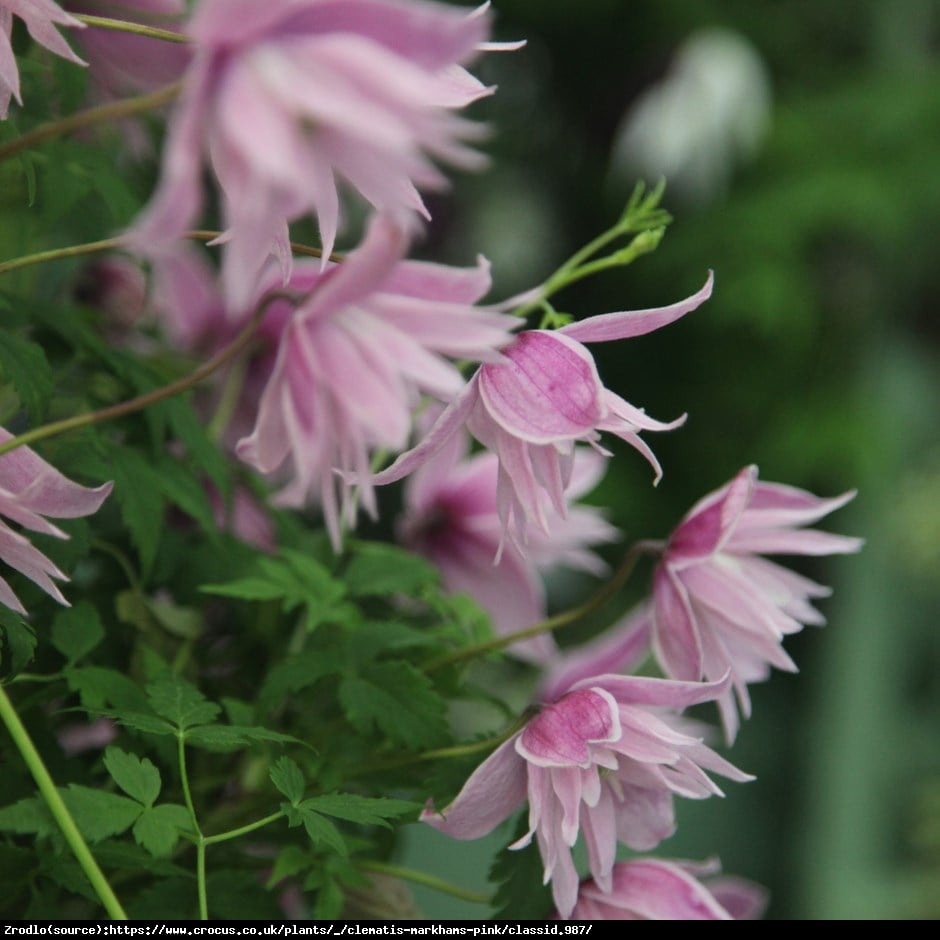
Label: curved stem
xmin=0 ymin=82 xmax=182 ymax=165
xmin=423 ymin=542 xmax=651 ymax=672
xmin=72 ymin=14 xmax=189 ymax=44
xmin=355 ymin=728 xmax=522 ymax=776
xmin=359 ymin=860 xmax=491 ymax=906
xmin=0 ymin=238 xmax=121 ymax=277
xmin=0 ymin=288 xmax=290 ymax=460
xmin=203 ymin=810 xmax=284 ymax=846
xmin=0 ymin=684 xmax=127 ymax=919
xmin=0 ymin=233 xmax=329 ymax=279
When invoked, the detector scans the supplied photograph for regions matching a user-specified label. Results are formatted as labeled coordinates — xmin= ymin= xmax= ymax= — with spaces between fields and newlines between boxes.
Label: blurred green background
xmin=407 ymin=0 xmax=940 ymax=920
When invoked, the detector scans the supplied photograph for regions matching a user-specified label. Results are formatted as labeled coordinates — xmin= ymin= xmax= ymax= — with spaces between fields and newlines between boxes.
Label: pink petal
xmin=652 ymin=566 xmax=704 ymax=681
xmin=517 ymin=688 xmax=620 ymax=767
xmin=559 ymin=272 xmax=713 ymax=344
xmin=668 ymin=466 xmax=756 ymax=561
xmin=478 ymin=332 xmax=604 ymax=444
xmin=420 ymin=735 xmax=526 ymax=840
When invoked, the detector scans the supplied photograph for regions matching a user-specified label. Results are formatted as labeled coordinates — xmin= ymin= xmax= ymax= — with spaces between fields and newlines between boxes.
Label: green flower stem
xmin=355 ymin=729 xmax=523 ymax=776
xmin=0 ymin=288 xmax=292 ymax=460
xmin=203 ymin=811 xmax=284 ymax=846
xmin=423 ymin=542 xmax=651 ymax=673
xmin=0 ymin=237 xmax=122 ymax=277
xmin=177 ymin=733 xmax=208 ymax=920
xmin=72 ymin=14 xmax=190 ymax=44
xmin=0 ymin=82 xmax=182 ymax=165
xmin=0 ymin=232 xmax=328 ymax=279
xmin=359 ymin=860 xmax=491 ymax=906
xmin=0 ymin=684 xmax=127 ymax=919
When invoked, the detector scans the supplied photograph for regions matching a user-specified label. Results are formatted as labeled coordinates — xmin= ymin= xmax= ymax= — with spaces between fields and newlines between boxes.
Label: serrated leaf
xmin=259 ymin=650 xmax=347 ymax=708
xmin=159 ymin=397 xmax=230 ymax=494
xmin=103 ymin=747 xmax=161 ymax=807
xmin=338 ymin=662 xmax=449 ymax=750
xmin=133 ymin=804 xmax=191 ymax=857
xmin=313 ymin=878 xmax=345 ymax=920
xmin=65 ymin=666 xmax=149 ymax=712
xmin=146 ymin=673 xmax=220 ymax=730
xmin=105 ymin=710 xmax=176 ymax=736
xmin=300 ymin=809 xmax=347 ymax=857
xmin=108 ymin=448 xmax=166 ymax=576
xmin=61 ymin=785 xmax=141 ymax=843
xmin=0 ymin=333 xmax=53 ymax=422
xmin=206 ymin=870 xmax=281 ymax=920
xmin=50 ymin=602 xmax=105 ymax=664
xmin=270 ymin=757 xmax=305 ymax=806
xmin=185 ymin=724 xmax=303 ymax=752
xmin=344 ymin=543 xmax=438 ymax=597
xmin=0 ymin=610 xmax=36 ymax=676
xmin=302 ymin=794 xmax=420 ymax=828
xmin=266 ymin=845 xmax=311 ymax=889
xmin=0 ymin=797 xmax=54 ymax=838
xmin=154 ymin=455 xmax=217 ymax=536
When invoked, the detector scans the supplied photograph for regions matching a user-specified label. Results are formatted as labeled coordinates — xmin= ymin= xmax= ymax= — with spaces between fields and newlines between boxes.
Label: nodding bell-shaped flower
xmin=421 ymin=670 xmax=751 ymax=918
xmin=372 ymin=273 xmax=713 ymax=555
xmin=565 ymin=857 xmax=768 ymax=920
xmin=652 ymin=465 xmax=863 ymax=742
xmin=126 ymin=0 xmax=509 ymax=307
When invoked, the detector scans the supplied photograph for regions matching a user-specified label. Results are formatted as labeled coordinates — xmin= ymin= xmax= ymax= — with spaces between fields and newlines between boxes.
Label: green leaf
xmin=154 ymin=454 xmax=217 ymax=536
xmin=300 ymin=810 xmax=347 ymax=857
xmin=313 ymin=878 xmax=345 ymax=920
xmin=201 ymin=577 xmax=286 ymax=602
xmin=0 ymin=610 xmax=36 ymax=676
xmin=266 ymin=846 xmax=311 ymax=889
xmin=50 ymin=602 xmax=105 ymax=664
xmin=270 ymin=757 xmax=305 ymax=806
xmin=0 ymin=332 xmax=53 ymax=422
xmin=339 ymin=661 xmax=449 ymax=750
xmin=108 ymin=447 xmax=167 ymax=576
xmin=158 ymin=396 xmax=230 ymax=494
xmin=146 ymin=673 xmax=221 ymax=730
xmin=344 ymin=543 xmax=438 ymax=597
xmin=259 ymin=650 xmax=347 ymax=708
xmin=302 ymin=794 xmax=420 ymax=828
xmin=133 ymin=804 xmax=191 ymax=857
xmin=61 ymin=786 xmax=141 ymax=843
xmin=65 ymin=666 xmax=150 ymax=712
xmin=0 ymin=797 xmax=54 ymax=838
xmin=105 ymin=710 xmax=176 ymax=737
xmin=184 ymin=724 xmax=303 ymax=752
xmin=103 ymin=747 xmax=161 ymax=807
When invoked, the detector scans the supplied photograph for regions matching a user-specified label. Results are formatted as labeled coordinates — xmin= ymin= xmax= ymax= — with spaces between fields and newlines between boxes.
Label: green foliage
xmin=0 ymin=609 xmax=36 ymax=676
xmin=0 ymin=332 xmax=52 ymax=422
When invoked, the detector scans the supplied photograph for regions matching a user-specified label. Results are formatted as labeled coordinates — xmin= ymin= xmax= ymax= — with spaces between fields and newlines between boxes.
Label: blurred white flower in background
xmin=610 ymin=28 xmax=772 ymax=206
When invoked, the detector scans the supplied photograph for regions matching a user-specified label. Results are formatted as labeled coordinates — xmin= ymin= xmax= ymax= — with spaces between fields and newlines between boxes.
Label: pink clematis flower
xmin=0 ymin=428 xmax=112 ymax=613
xmin=1 ymin=0 xmax=85 ymax=119
xmin=652 ymin=465 xmax=863 ymax=742
xmin=373 ymin=274 xmax=713 ymax=553
xmin=127 ymin=0 xmax=505 ymax=307
xmin=566 ymin=858 xmax=768 ymax=920
xmin=236 ymin=214 xmax=518 ymax=549
xmin=399 ymin=431 xmax=617 ymax=663
xmin=421 ymin=672 xmax=750 ymax=918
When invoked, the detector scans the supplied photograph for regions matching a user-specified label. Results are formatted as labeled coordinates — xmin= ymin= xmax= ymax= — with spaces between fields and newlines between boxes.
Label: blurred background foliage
xmin=406 ymin=0 xmax=940 ymax=920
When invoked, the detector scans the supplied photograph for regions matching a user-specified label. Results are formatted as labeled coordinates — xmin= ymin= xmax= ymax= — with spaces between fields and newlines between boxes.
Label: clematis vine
xmin=0 ymin=428 xmax=112 ymax=614
xmin=422 ymin=672 xmax=750 ymax=918
xmin=1 ymin=0 xmax=85 ymax=119
xmin=566 ymin=858 xmax=768 ymax=920
xmin=651 ymin=465 xmax=863 ymax=741
xmin=399 ymin=431 xmax=617 ymax=663
xmin=126 ymin=0 xmax=507 ymax=306
xmin=373 ymin=273 xmax=713 ymax=553
xmin=236 ymin=213 xmax=519 ymax=549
